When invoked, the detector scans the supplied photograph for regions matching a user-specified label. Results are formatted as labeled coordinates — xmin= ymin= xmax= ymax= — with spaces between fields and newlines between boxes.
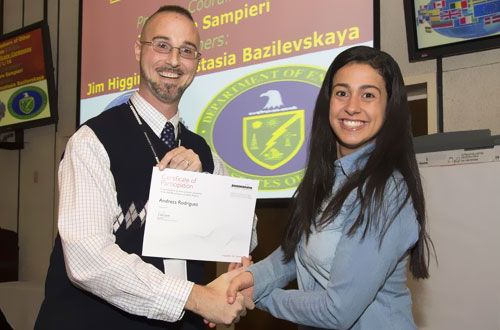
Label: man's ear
xmin=134 ymin=39 xmax=141 ymax=62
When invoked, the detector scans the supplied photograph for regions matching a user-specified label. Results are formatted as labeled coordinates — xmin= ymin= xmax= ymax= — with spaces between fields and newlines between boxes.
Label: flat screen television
xmin=404 ymin=0 xmax=500 ymax=62
xmin=0 ymin=21 xmax=57 ymax=133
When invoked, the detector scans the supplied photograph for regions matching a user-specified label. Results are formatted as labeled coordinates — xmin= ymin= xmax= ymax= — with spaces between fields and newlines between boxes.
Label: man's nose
xmin=165 ymin=48 xmax=181 ymax=67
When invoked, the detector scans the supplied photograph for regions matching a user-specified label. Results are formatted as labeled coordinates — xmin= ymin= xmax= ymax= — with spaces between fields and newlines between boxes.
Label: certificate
xmin=143 ymin=168 xmax=258 ymax=262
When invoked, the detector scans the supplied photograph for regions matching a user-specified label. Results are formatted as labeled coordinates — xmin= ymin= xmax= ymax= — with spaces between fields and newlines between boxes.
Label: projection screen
xmin=79 ymin=0 xmax=378 ymax=199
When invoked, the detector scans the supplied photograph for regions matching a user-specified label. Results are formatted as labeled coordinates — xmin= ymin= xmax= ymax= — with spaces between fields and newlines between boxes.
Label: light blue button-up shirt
xmin=249 ymin=143 xmax=419 ymax=329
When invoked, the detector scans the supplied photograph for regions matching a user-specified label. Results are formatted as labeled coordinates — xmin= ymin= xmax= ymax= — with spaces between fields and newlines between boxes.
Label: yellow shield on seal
xmin=243 ymin=109 xmax=305 ymax=170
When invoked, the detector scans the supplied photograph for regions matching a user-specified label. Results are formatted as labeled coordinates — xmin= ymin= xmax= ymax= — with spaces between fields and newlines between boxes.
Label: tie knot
xmin=160 ymin=121 xmax=176 ymax=149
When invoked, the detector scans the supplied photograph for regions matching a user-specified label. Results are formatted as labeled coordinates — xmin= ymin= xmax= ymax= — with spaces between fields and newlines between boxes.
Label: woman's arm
xmin=249 ymin=247 xmax=297 ymax=302
xmin=253 ymin=182 xmax=419 ymax=328
xmin=227 ymin=246 xmax=297 ymax=305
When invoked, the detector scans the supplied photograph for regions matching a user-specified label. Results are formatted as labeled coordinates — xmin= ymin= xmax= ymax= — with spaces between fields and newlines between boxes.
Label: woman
xmin=227 ymin=46 xmax=432 ymax=329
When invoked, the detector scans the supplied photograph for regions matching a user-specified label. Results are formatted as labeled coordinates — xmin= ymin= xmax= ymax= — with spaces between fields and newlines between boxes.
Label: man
xmin=35 ymin=5 xmax=256 ymax=330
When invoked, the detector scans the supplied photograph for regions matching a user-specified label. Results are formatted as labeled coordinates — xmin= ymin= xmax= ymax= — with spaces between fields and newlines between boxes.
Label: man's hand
xmin=185 ymin=268 xmax=254 ymax=327
xmin=157 ymin=146 xmax=202 ymax=172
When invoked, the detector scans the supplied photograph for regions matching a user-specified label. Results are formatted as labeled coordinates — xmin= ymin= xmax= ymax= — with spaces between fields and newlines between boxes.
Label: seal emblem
xmin=197 ymin=65 xmax=325 ymax=192
xmin=8 ymin=86 xmax=47 ymax=120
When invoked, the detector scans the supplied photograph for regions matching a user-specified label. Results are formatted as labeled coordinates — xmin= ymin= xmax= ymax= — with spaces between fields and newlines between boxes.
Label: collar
xmin=129 ymin=92 xmax=180 ymax=138
xmin=334 ymin=142 xmax=375 ymax=177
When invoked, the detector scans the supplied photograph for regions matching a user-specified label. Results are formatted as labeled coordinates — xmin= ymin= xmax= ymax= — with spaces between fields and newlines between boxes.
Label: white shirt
xmin=58 ymin=92 xmax=258 ymax=322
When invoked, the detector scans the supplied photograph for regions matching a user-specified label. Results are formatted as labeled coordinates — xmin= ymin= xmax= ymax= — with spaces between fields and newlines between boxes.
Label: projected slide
xmin=80 ymin=0 xmax=375 ymax=198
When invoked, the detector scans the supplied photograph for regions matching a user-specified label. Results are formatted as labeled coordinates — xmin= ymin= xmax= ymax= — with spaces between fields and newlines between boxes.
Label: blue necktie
xmin=160 ymin=122 xmax=176 ymax=149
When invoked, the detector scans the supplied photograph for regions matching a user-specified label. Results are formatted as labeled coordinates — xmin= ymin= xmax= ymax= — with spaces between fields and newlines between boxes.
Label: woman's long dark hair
xmin=282 ymin=46 xmax=432 ymax=279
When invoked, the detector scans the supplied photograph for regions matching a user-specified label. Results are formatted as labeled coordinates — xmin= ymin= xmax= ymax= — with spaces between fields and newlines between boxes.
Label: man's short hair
xmin=153 ymin=5 xmax=194 ymax=21
xmin=141 ymin=5 xmax=195 ymax=38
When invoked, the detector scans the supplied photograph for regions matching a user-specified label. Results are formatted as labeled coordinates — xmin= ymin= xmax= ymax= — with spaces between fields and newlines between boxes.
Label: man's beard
xmin=140 ymin=62 xmax=188 ymax=104
xmin=148 ymin=79 xmax=186 ymax=104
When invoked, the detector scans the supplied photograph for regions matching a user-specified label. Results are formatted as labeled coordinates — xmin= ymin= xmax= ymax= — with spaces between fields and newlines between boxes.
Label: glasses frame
xmin=140 ymin=39 xmax=202 ymax=60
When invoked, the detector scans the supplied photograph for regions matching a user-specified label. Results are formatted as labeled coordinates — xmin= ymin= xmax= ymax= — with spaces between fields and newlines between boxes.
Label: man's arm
xmin=59 ymin=126 xmax=251 ymax=323
xmin=59 ymin=125 xmax=193 ymax=321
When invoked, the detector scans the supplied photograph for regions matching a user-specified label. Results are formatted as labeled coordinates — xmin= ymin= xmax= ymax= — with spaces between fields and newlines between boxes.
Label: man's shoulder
xmin=83 ymin=103 xmax=131 ymax=128
xmin=81 ymin=103 xmax=136 ymax=144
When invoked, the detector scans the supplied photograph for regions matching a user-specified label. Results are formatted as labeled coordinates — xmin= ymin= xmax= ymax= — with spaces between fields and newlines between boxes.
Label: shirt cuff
xmin=150 ymin=277 xmax=194 ymax=322
xmin=247 ymin=264 xmax=267 ymax=303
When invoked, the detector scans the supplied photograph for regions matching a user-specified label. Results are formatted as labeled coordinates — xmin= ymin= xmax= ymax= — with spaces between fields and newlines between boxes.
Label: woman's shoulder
xmin=384 ymin=170 xmax=408 ymax=199
xmin=382 ymin=171 xmax=419 ymax=232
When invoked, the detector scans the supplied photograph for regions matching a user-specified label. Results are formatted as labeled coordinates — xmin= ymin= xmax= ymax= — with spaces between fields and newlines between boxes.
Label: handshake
xmin=185 ymin=257 xmax=255 ymax=327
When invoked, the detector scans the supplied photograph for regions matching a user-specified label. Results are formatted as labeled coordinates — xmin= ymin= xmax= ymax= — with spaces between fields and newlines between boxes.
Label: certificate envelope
xmin=143 ymin=168 xmax=258 ymax=262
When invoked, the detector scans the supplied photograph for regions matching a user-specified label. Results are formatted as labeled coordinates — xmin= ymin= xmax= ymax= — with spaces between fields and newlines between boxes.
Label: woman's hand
xmin=227 ymin=269 xmax=255 ymax=304
xmin=227 ymin=255 xmax=252 ymax=272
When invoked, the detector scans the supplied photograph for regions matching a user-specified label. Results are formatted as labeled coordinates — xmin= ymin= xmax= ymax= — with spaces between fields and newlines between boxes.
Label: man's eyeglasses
xmin=140 ymin=39 xmax=201 ymax=59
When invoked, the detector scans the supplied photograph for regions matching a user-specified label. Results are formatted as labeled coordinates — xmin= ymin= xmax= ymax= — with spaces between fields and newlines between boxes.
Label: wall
xmin=0 ymin=0 xmax=78 ymax=282
xmin=0 ymin=0 xmax=499 ymax=327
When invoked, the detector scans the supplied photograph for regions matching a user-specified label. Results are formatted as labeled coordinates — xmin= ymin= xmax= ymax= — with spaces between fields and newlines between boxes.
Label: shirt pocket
xmin=301 ymin=224 xmax=343 ymax=275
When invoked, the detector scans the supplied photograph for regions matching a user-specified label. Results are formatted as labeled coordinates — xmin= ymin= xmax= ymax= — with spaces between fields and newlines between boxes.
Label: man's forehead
xmin=144 ymin=12 xmax=199 ymax=41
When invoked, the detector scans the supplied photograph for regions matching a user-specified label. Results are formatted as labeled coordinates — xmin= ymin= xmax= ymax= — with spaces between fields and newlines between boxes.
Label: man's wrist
xmin=185 ymin=284 xmax=204 ymax=314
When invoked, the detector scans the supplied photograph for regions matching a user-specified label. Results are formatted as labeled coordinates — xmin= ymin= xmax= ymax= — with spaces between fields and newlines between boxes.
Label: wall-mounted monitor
xmin=78 ymin=0 xmax=379 ymax=199
xmin=0 ymin=21 xmax=57 ymax=133
xmin=404 ymin=0 xmax=500 ymax=62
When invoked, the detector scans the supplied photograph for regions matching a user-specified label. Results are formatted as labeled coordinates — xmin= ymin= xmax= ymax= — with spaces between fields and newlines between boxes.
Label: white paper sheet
xmin=143 ymin=168 xmax=258 ymax=262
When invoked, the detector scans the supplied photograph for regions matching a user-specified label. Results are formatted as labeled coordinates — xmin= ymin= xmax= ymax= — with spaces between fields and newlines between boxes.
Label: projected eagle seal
xmin=196 ymin=65 xmax=325 ymax=192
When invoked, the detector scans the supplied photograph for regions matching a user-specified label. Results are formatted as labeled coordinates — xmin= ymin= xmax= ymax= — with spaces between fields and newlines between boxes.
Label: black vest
xmin=35 ymin=103 xmax=214 ymax=330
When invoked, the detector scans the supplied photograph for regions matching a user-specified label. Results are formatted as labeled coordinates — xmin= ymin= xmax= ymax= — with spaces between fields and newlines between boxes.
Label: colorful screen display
xmin=0 ymin=22 xmax=57 ymax=133
xmin=405 ymin=0 xmax=500 ymax=61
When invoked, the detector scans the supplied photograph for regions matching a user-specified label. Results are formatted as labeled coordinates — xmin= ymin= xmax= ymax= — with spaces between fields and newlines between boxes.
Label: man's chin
xmin=153 ymin=86 xmax=185 ymax=104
